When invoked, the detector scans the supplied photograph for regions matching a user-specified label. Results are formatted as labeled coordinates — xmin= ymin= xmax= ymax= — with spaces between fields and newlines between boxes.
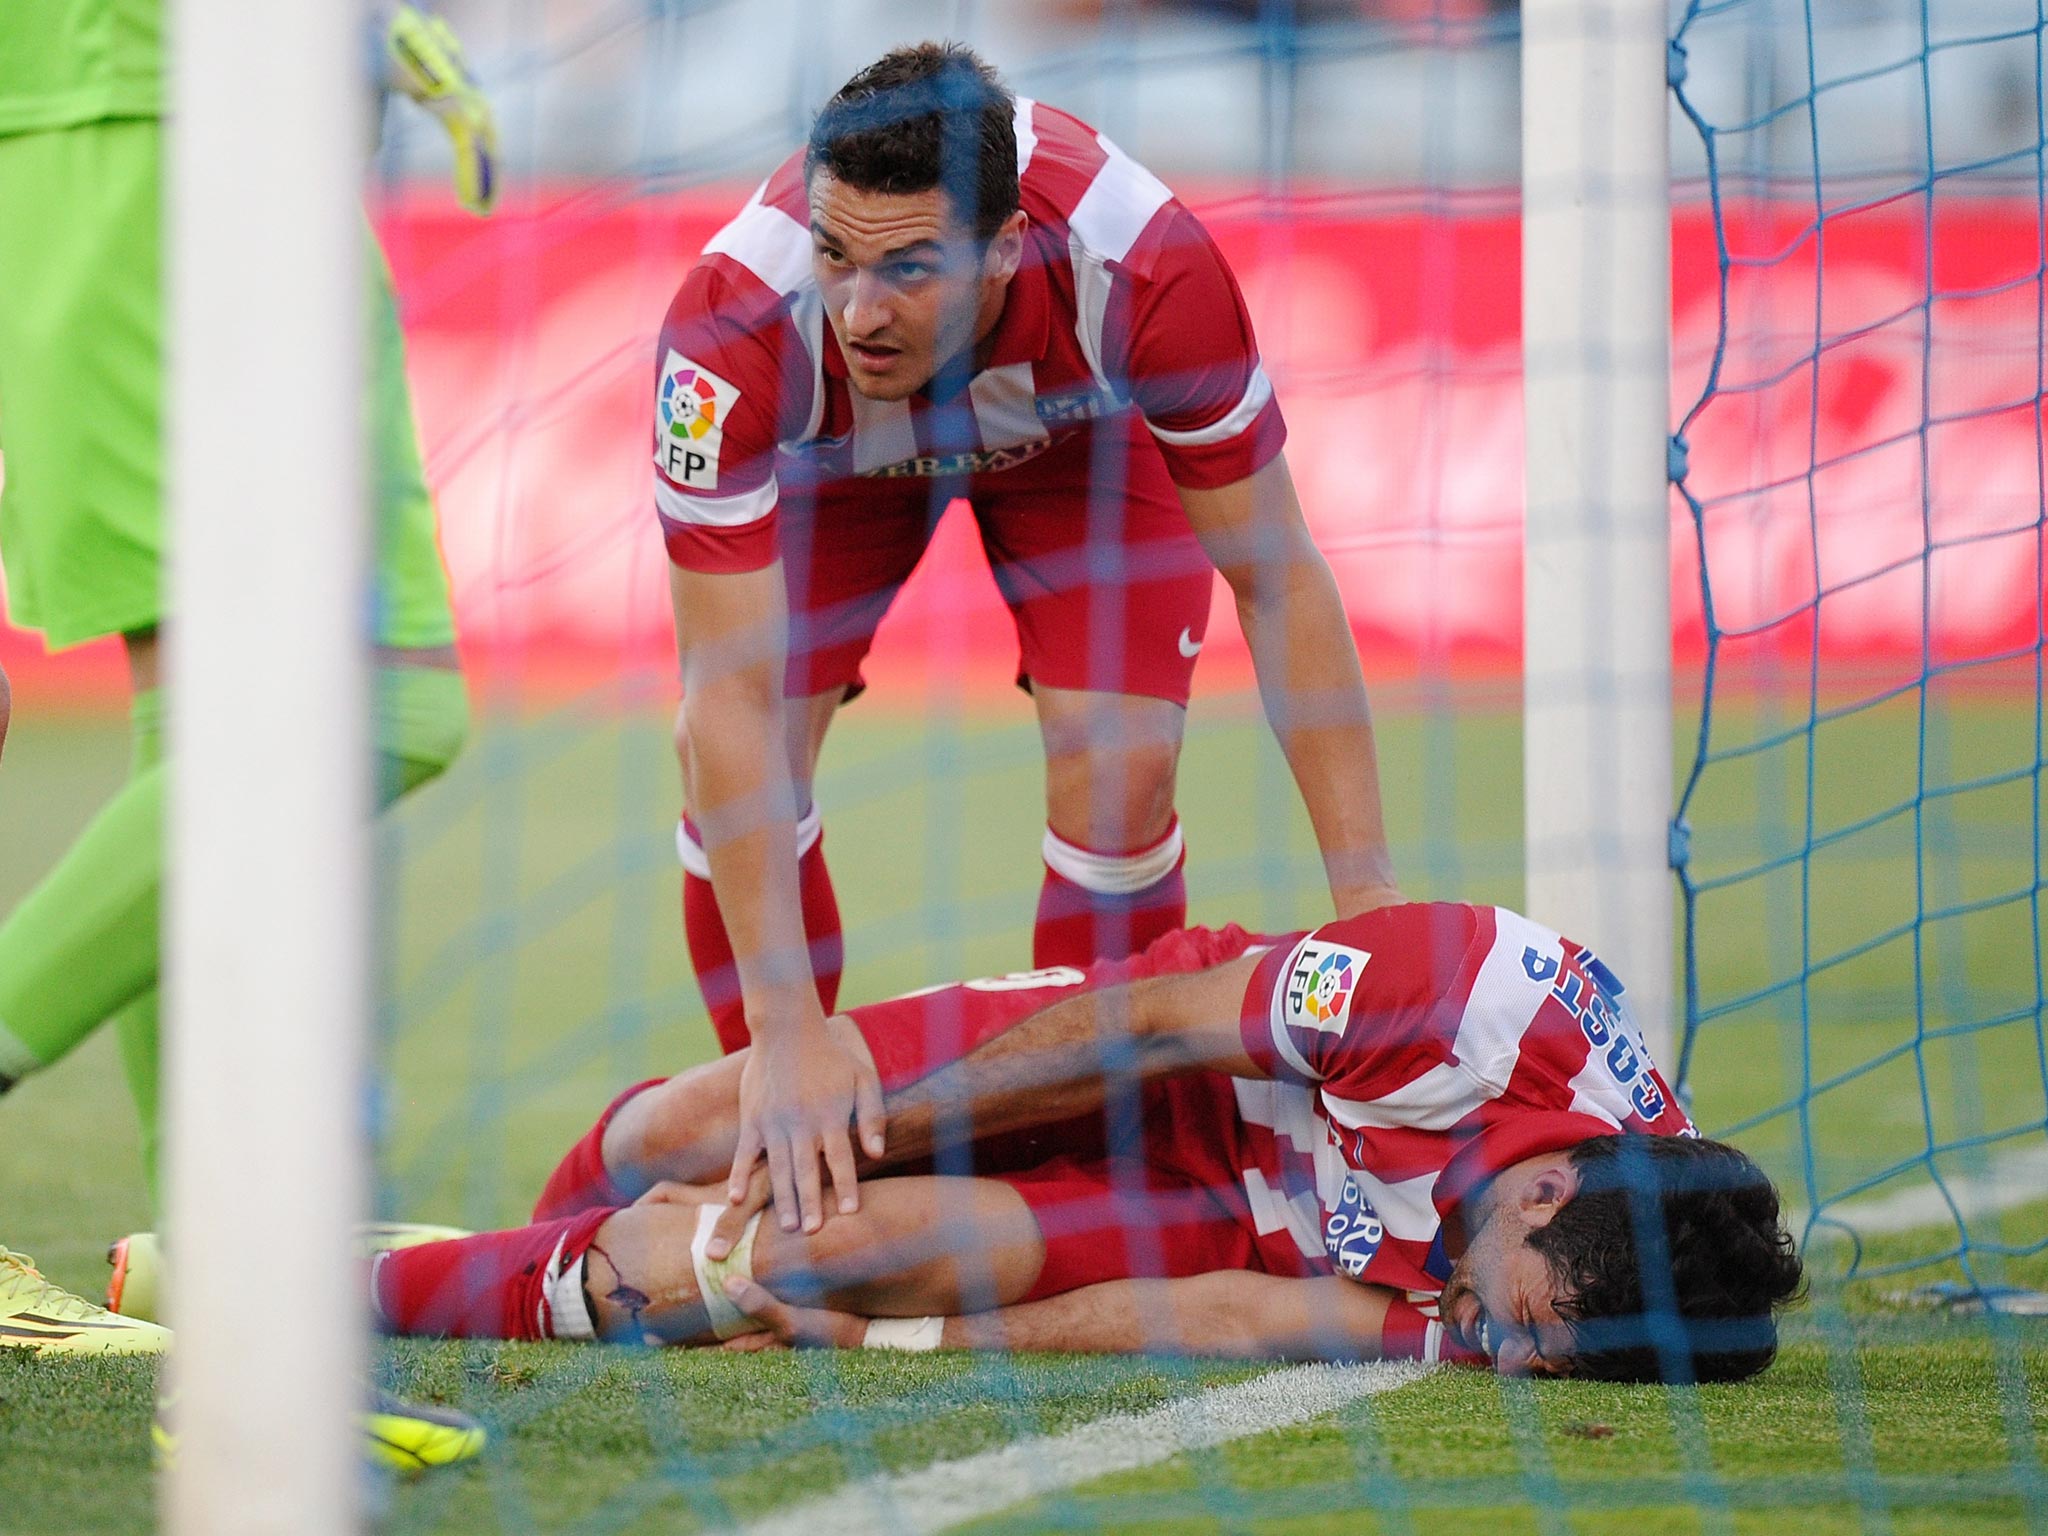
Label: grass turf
xmin=1 ymin=683 xmax=2044 ymax=1534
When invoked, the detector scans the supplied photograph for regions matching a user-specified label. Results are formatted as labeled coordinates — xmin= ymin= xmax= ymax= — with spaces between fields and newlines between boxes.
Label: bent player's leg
xmin=1032 ymin=685 xmax=1190 ymax=967
xmin=971 ymin=420 xmax=1209 ymax=967
xmin=381 ymin=1175 xmax=1045 ymax=1344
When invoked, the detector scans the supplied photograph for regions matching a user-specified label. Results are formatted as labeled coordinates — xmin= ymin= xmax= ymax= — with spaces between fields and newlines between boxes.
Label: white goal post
xmin=1521 ymin=0 xmax=1676 ymax=1065
xmin=164 ymin=1 xmax=369 ymax=1532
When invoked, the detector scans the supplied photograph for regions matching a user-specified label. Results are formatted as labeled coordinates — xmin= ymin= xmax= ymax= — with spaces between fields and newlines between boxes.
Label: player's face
xmin=1436 ymin=1157 xmax=1580 ymax=1377
xmin=808 ymin=171 xmax=1021 ymax=402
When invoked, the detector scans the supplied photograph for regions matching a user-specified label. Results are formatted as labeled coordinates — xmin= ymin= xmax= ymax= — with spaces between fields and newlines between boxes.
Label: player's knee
xmin=600 ymin=1063 xmax=741 ymax=1192
xmin=1047 ymin=741 xmax=1181 ymax=853
xmin=752 ymin=1196 xmax=912 ymax=1307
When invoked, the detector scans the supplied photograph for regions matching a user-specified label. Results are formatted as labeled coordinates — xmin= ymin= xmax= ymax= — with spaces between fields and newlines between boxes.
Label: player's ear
xmin=1514 ymin=1158 xmax=1580 ymax=1231
xmin=982 ymin=210 xmax=1028 ymax=283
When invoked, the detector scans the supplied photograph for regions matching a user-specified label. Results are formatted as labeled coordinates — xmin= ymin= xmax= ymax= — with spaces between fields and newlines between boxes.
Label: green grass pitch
xmin=0 ymin=681 xmax=2043 ymax=1534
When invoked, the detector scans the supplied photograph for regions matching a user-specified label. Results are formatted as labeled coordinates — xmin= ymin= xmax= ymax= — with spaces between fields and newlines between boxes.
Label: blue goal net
xmin=1669 ymin=0 xmax=2048 ymax=1299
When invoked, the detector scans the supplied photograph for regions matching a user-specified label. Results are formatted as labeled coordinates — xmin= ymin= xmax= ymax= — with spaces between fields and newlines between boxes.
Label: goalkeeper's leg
xmin=0 ymin=671 xmax=166 ymax=1092
xmin=103 ymin=661 xmax=468 ymax=1206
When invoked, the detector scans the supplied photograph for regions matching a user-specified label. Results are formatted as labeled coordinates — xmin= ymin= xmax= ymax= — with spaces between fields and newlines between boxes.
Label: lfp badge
xmin=654 ymin=351 xmax=740 ymax=491
xmin=661 ymin=365 xmax=718 ymax=441
xmin=1284 ymin=940 xmax=1370 ymax=1034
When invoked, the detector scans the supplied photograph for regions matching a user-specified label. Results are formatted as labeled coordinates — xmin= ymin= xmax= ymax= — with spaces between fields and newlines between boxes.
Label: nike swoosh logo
xmin=1177 ymin=628 xmax=1204 ymax=658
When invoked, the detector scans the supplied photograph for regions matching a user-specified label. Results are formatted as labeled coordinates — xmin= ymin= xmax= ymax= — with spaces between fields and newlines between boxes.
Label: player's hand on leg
xmin=728 ymin=1013 xmax=885 ymax=1235
xmin=633 ymin=1164 xmax=771 ymax=1262
xmin=718 ymin=1276 xmax=866 ymax=1350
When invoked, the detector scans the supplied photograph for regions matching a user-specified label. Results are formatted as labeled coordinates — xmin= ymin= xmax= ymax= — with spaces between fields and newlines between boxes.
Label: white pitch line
xmin=1798 ymin=1143 xmax=2048 ymax=1239
xmin=734 ymin=1360 xmax=1426 ymax=1536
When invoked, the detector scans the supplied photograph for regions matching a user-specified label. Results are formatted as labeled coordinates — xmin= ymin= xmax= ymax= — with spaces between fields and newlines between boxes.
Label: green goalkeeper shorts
xmin=0 ymin=117 xmax=456 ymax=653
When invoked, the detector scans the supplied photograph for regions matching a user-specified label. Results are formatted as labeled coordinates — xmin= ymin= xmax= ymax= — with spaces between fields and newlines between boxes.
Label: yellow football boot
xmin=153 ymin=1387 xmax=486 ymax=1474
xmin=362 ymin=1388 xmax=489 ymax=1472
xmin=0 ymin=1245 xmax=170 ymax=1356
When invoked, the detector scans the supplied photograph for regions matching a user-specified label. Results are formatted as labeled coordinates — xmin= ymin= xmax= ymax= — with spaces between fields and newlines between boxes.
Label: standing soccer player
xmin=660 ymin=43 xmax=1401 ymax=1232
xmin=0 ymin=2 xmax=486 ymax=1347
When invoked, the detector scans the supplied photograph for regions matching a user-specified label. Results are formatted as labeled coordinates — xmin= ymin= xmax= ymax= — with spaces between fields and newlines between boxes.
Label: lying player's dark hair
xmin=1530 ymin=1135 xmax=1805 ymax=1384
xmin=806 ymin=42 xmax=1020 ymax=241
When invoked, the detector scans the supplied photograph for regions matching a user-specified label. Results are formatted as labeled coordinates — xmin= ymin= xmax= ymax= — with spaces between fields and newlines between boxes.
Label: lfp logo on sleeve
xmin=655 ymin=352 xmax=741 ymax=491
xmin=1284 ymin=941 xmax=1370 ymax=1036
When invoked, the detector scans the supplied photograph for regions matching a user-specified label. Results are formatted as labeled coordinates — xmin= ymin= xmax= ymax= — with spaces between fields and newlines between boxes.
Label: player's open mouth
xmin=849 ymin=342 xmax=902 ymax=371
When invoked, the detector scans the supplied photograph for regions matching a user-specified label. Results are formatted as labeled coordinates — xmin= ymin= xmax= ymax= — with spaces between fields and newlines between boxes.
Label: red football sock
xmin=1033 ymin=818 xmax=1189 ymax=968
xmin=679 ymin=806 xmax=843 ymax=1054
xmin=532 ymin=1077 xmax=666 ymax=1222
xmin=372 ymin=1210 xmax=612 ymax=1341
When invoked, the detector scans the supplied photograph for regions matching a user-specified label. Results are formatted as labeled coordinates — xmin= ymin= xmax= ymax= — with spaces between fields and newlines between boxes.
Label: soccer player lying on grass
xmin=367 ymin=903 xmax=1804 ymax=1382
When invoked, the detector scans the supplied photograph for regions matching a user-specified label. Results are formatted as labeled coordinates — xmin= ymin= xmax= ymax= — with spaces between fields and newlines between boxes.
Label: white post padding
xmin=1521 ymin=0 xmax=1675 ymax=1064
xmin=165 ymin=1 xmax=368 ymax=1532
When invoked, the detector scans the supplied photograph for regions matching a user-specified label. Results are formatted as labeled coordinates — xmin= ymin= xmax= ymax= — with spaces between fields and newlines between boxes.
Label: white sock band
xmin=1041 ymin=819 xmax=1184 ymax=896
xmin=862 ymin=1315 xmax=944 ymax=1351
xmin=677 ymin=804 xmax=823 ymax=880
xmin=691 ymin=1203 xmax=768 ymax=1340
xmin=545 ymin=1240 xmax=597 ymax=1342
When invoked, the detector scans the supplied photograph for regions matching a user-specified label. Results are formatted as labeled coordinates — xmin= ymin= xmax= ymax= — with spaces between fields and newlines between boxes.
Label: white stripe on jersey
xmin=1013 ymin=95 xmax=1039 ymax=174
xmin=849 ymin=391 xmax=918 ymax=474
xmin=1367 ymin=1168 xmax=1442 ymax=1245
xmin=1232 ymin=1077 xmax=1326 ymax=1158
xmin=1064 ymin=132 xmax=1174 ymax=404
xmin=969 ymin=363 xmax=1053 ymax=459
xmin=1447 ymin=907 xmax=1560 ymax=1095
xmin=1147 ymin=363 xmax=1276 ymax=447
xmin=703 ymin=183 xmax=812 ymax=296
xmin=1069 ymin=133 xmax=1175 ymax=262
xmin=1322 ymin=1061 xmax=1483 ymax=1134
xmin=1260 ymin=935 xmax=1319 ymax=1082
xmin=1240 ymin=1167 xmax=1326 ymax=1261
xmin=657 ymin=476 xmax=776 ymax=529
xmin=790 ymin=288 xmax=829 ymax=441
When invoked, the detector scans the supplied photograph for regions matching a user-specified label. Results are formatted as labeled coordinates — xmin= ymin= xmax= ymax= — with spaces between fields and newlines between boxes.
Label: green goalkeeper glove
xmin=385 ymin=4 xmax=498 ymax=215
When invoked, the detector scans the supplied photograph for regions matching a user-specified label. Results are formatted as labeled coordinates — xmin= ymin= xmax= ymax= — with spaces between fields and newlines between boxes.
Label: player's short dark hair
xmin=1530 ymin=1135 xmax=1805 ymax=1384
xmin=806 ymin=42 xmax=1020 ymax=241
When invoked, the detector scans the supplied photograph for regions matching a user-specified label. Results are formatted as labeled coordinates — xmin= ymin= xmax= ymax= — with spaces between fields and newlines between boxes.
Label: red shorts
xmin=846 ymin=924 xmax=1326 ymax=1302
xmin=777 ymin=413 xmax=1214 ymax=705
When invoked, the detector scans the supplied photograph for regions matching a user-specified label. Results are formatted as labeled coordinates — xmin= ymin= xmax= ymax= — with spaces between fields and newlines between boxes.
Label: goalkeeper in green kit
xmin=0 ymin=0 xmax=480 ymax=1425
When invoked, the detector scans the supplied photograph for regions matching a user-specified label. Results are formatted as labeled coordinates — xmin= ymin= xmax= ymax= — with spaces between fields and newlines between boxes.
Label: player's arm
xmin=722 ymin=1270 xmax=1414 ymax=1362
xmin=1120 ymin=203 xmax=1397 ymax=919
xmin=876 ymin=954 xmax=1270 ymax=1161
xmin=671 ymin=562 xmax=885 ymax=1231
xmin=1178 ymin=456 xmax=1398 ymax=919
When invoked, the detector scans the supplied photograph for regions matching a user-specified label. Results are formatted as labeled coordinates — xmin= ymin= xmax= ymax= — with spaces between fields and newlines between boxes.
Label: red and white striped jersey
xmin=652 ymin=98 xmax=1286 ymax=573
xmin=1229 ymin=903 xmax=1698 ymax=1295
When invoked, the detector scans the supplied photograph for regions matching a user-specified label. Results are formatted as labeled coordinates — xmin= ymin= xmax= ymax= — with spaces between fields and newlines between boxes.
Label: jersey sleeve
xmin=652 ymin=260 xmax=797 ymax=574
xmin=1105 ymin=203 xmax=1287 ymax=489
xmin=1236 ymin=904 xmax=1492 ymax=1106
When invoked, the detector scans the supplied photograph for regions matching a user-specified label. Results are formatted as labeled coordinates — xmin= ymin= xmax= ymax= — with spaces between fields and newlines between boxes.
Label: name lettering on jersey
xmin=1523 ymin=944 xmax=1670 ymax=1122
xmin=861 ymin=440 xmax=1055 ymax=480
xmin=1284 ymin=941 xmax=1371 ymax=1036
xmin=656 ymin=352 xmax=741 ymax=491
xmin=1322 ymin=1174 xmax=1386 ymax=1278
